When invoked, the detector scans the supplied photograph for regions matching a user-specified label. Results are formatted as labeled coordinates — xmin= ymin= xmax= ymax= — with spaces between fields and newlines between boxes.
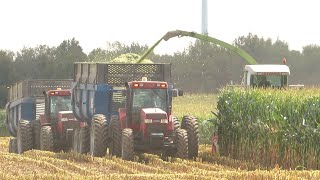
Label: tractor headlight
xmin=160 ymin=119 xmax=168 ymax=123
xmin=145 ymin=119 xmax=152 ymax=123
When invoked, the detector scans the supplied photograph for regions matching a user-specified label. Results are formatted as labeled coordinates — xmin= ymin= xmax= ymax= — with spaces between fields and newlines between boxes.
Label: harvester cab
xmin=242 ymin=64 xmax=290 ymax=88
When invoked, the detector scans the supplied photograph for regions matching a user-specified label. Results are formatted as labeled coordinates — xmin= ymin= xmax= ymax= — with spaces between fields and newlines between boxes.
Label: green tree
xmin=0 ymin=51 xmax=14 ymax=85
xmin=54 ymin=38 xmax=87 ymax=78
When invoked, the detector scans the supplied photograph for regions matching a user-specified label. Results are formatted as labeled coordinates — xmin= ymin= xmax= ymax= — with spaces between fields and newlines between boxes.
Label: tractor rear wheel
xmin=174 ymin=128 xmax=188 ymax=159
xmin=17 ymin=120 xmax=33 ymax=154
xmin=182 ymin=116 xmax=199 ymax=159
xmin=32 ymin=119 xmax=41 ymax=149
xmin=89 ymin=114 xmax=108 ymax=157
xmin=9 ymin=138 xmax=18 ymax=153
xmin=79 ymin=126 xmax=90 ymax=154
xmin=121 ymin=128 xmax=134 ymax=161
xmin=173 ymin=116 xmax=180 ymax=130
xmin=40 ymin=126 xmax=54 ymax=151
xmin=109 ymin=116 xmax=122 ymax=157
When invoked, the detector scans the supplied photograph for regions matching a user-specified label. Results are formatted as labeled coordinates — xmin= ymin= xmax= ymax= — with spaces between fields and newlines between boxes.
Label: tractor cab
xmin=41 ymin=88 xmax=73 ymax=124
xmin=242 ymin=65 xmax=290 ymax=88
xmin=119 ymin=77 xmax=182 ymax=150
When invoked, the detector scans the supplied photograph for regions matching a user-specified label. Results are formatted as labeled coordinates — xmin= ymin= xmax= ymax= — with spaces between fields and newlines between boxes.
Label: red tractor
xmin=108 ymin=78 xmax=199 ymax=160
xmin=34 ymin=88 xmax=79 ymax=152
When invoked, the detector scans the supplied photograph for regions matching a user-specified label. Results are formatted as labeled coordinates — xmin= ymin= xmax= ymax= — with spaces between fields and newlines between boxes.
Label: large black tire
xmin=121 ymin=128 xmax=134 ymax=161
xmin=73 ymin=128 xmax=79 ymax=152
xmin=32 ymin=119 xmax=41 ymax=149
xmin=174 ymin=128 xmax=188 ymax=159
xmin=79 ymin=126 xmax=90 ymax=154
xmin=173 ymin=116 xmax=180 ymax=130
xmin=9 ymin=138 xmax=18 ymax=154
xmin=109 ymin=116 xmax=122 ymax=157
xmin=89 ymin=114 xmax=108 ymax=157
xmin=17 ymin=120 xmax=33 ymax=154
xmin=181 ymin=116 xmax=199 ymax=159
xmin=40 ymin=126 xmax=54 ymax=151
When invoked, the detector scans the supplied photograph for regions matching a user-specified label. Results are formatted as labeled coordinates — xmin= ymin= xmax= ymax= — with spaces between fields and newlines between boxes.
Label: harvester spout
xmin=137 ymin=29 xmax=258 ymax=65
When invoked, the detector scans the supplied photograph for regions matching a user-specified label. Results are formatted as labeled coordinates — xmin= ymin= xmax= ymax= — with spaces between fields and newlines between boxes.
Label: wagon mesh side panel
xmin=104 ymin=64 xmax=165 ymax=86
xmin=29 ymin=80 xmax=72 ymax=97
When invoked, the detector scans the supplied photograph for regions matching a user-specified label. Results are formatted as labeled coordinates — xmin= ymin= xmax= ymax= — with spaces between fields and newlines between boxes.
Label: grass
xmin=0 ymin=109 xmax=8 ymax=137
xmin=172 ymin=93 xmax=217 ymax=122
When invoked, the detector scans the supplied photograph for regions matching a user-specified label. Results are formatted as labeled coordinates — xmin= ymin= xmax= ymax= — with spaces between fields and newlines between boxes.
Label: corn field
xmin=217 ymin=88 xmax=320 ymax=170
xmin=1 ymin=137 xmax=320 ymax=179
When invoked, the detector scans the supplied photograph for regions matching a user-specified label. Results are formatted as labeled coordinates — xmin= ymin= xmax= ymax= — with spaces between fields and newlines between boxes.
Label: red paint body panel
xmin=56 ymin=111 xmax=76 ymax=135
xmin=47 ymin=89 xmax=71 ymax=96
xmin=129 ymin=81 xmax=168 ymax=89
xmin=167 ymin=115 xmax=174 ymax=131
xmin=119 ymin=108 xmax=126 ymax=129
xmin=140 ymin=108 xmax=168 ymax=137
xmin=80 ymin=122 xmax=87 ymax=128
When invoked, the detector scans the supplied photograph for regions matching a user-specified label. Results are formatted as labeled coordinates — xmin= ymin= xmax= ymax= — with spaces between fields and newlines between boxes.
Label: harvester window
xmin=253 ymin=75 xmax=287 ymax=88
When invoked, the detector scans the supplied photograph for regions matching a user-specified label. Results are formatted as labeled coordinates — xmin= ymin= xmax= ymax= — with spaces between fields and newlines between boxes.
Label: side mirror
xmin=178 ymin=89 xmax=183 ymax=96
xmin=43 ymin=90 xmax=47 ymax=96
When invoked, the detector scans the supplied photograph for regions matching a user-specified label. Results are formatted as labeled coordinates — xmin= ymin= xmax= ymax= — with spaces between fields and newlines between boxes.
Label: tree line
xmin=0 ymin=34 xmax=320 ymax=107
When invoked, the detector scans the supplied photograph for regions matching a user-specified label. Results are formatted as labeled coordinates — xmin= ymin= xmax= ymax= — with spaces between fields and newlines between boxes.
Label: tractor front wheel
xmin=32 ymin=119 xmax=41 ymax=149
xmin=79 ymin=126 xmax=90 ymax=154
xmin=174 ymin=128 xmax=188 ymax=159
xmin=40 ymin=126 xmax=54 ymax=151
xmin=173 ymin=116 xmax=180 ymax=130
xmin=182 ymin=116 xmax=199 ymax=159
xmin=89 ymin=114 xmax=108 ymax=157
xmin=17 ymin=120 xmax=33 ymax=154
xmin=109 ymin=116 xmax=122 ymax=157
xmin=121 ymin=128 xmax=134 ymax=161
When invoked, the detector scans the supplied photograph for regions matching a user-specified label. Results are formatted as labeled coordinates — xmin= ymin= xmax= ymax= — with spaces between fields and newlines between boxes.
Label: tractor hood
xmin=140 ymin=108 xmax=168 ymax=120
xmin=57 ymin=111 xmax=76 ymax=121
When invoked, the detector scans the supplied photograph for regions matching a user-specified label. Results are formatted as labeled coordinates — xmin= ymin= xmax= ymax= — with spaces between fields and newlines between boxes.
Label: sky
xmin=0 ymin=0 xmax=319 ymax=55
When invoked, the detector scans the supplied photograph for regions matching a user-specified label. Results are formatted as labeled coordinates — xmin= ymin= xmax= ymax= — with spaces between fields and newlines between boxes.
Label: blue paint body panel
xmin=71 ymin=82 xmax=114 ymax=125
xmin=6 ymin=97 xmax=36 ymax=137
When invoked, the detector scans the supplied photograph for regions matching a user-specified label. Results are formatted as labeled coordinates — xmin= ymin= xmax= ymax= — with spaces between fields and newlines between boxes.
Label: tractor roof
xmin=244 ymin=64 xmax=290 ymax=75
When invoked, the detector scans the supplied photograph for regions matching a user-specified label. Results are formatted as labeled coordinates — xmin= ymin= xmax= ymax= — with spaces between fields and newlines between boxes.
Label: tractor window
xmin=132 ymin=89 xmax=167 ymax=112
xmin=50 ymin=96 xmax=72 ymax=115
xmin=252 ymin=75 xmax=288 ymax=88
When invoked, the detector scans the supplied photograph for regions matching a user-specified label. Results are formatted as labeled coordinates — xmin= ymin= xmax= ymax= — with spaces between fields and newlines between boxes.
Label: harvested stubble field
xmin=1 ymin=137 xmax=320 ymax=179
